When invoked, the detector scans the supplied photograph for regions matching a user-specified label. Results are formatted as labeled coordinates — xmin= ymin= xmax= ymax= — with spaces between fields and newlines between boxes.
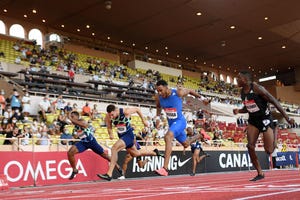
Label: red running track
xmin=1 ymin=169 xmax=300 ymax=200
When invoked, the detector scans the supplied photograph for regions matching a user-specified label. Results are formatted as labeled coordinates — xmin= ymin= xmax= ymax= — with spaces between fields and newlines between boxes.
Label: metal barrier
xmin=0 ymin=137 xmax=298 ymax=152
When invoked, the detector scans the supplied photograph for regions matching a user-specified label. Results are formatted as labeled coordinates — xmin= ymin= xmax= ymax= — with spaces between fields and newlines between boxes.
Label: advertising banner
xmin=276 ymin=152 xmax=297 ymax=167
xmin=0 ymin=151 xmax=108 ymax=187
xmin=0 ymin=150 xmax=270 ymax=187
xmin=119 ymin=150 xmax=269 ymax=178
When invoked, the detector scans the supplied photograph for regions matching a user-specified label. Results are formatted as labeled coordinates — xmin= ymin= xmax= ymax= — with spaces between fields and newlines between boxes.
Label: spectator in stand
xmin=92 ymin=74 xmax=99 ymax=91
xmin=36 ymin=131 xmax=50 ymax=145
xmin=15 ymin=56 xmax=21 ymax=64
xmin=212 ymin=129 xmax=222 ymax=147
xmin=233 ymin=71 xmax=294 ymax=181
xmin=4 ymin=106 xmax=13 ymax=120
xmin=271 ymin=145 xmax=279 ymax=169
xmin=11 ymin=109 xmax=24 ymax=122
xmin=296 ymin=107 xmax=300 ymax=115
xmin=148 ymin=81 xmax=155 ymax=90
xmin=35 ymin=122 xmax=50 ymax=145
xmin=199 ymin=127 xmax=211 ymax=145
xmin=72 ymin=103 xmax=78 ymax=112
xmin=68 ymin=67 xmax=75 ymax=82
xmin=10 ymin=91 xmax=22 ymax=112
xmin=53 ymin=94 xmax=65 ymax=111
xmin=60 ymin=127 xmax=74 ymax=145
xmin=0 ymin=118 xmax=8 ymax=132
xmin=82 ymin=102 xmax=92 ymax=118
xmin=64 ymin=102 xmax=73 ymax=114
xmin=30 ymin=119 xmax=39 ymax=135
xmin=88 ymin=64 xmax=94 ymax=74
xmin=0 ymin=51 xmax=5 ymax=58
xmin=48 ymin=120 xmax=60 ymax=135
xmin=147 ymin=107 xmax=155 ymax=120
xmin=136 ymin=127 xmax=148 ymax=146
xmin=38 ymin=94 xmax=52 ymax=122
xmin=20 ymin=125 xmax=32 ymax=145
xmin=24 ymin=68 xmax=31 ymax=82
xmin=63 ymin=87 xmax=70 ymax=95
xmin=21 ymin=90 xmax=31 ymax=117
xmin=0 ymin=89 xmax=6 ymax=115
xmin=3 ymin=126 xmax=21 ymax=145
xmin=91 ymin=104 xmax=101 ymax=120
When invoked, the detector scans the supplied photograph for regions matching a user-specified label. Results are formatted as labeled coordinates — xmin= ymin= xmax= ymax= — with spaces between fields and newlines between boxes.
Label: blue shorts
xmin=135 ymin=140 xmax=141 ymax=150
xmin=75 ymin=137 xmax=104 ymax=155
xmin=169 ymin=119 xmax=187 ymax=143
xmin=118 ymin=131 xmax=134 ymax=149
xmin=191 ymin=141 xmax=202 ymax=153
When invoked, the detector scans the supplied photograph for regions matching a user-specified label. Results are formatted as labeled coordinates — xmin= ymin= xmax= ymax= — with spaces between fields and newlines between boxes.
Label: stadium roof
xmin=1 ymin=0 xmax=299 ymax=81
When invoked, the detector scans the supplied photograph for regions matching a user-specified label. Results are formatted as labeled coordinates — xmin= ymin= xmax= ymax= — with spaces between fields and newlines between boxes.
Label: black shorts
xmin=248 ymin=115 xmax=274 ymax=132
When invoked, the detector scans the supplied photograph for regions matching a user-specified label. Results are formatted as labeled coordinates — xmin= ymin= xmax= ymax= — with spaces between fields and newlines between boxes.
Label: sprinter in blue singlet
xmin=154 ymin=80 xmax=210 ymax=176
xmin=67 ymin=111 xmax=122 ymax=180
xmin=98 ymin=104 xmax=164 ymax=181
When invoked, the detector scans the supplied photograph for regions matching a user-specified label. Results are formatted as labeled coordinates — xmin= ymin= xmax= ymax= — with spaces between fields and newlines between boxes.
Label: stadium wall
xmin=128 ymin=60 xmax=182 ymax=77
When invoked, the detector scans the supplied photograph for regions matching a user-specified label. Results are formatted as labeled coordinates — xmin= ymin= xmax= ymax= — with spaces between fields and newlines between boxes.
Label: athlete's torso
xmin=241 ymin=83 xmax=270 ymax=118
xmin=159 ymin=89 xmax=184 ymax=124
xmin=74 ymin=123 xmax=94 ymax=142
xmin=112 ymin=108 xmax=133 ymax=136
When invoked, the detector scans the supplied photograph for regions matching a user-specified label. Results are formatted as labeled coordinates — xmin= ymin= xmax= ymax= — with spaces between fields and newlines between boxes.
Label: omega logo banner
xmin=0 ymin=150 xmax=269 ymax=187
xmin=117 ymin=150 xmax=269 ymax=178
xmin=0 ymin=151 xmax=109 ymax=187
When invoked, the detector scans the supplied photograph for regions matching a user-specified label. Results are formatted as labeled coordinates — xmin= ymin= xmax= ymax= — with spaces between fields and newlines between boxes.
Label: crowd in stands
xmin=0 ymin=38 xmax=299 ymax=151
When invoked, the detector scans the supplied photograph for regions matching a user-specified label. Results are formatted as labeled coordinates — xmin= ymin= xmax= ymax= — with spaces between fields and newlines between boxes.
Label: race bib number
xmin=117 ymin=124 xmax=127 ymax=134
xmin=244 ymin=99 xmax=260 ymax=113
xmin=164 ymin=108 xmax=178 ymax=119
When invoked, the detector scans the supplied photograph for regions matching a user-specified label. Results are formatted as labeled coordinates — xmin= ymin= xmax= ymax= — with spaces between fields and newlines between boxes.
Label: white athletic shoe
xmin=118 ymin=175 xmax=125 ymax=180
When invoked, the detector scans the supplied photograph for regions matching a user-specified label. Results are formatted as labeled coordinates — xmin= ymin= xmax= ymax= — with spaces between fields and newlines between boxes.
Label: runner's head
xmin=70 ymin=111 xmax=80 ymax=119
xmin=106 ymin=104 xmax=118 ymax=119
xmin=156 ymin=80 xmax=170 ymax=98
xmin=237 ymin=71 xmax=252 ymax=87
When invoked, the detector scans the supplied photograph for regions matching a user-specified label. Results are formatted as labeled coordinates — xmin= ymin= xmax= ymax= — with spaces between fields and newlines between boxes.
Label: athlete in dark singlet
xmin=67 ymin=111 xmax=122 ymax=180
xmin=233 ymin=71 xmax=294 ymax=181
xmin=98 ymin=104 xmax=163 ymax=181
xmin=186 ymin=127 xmax=210 ymax=176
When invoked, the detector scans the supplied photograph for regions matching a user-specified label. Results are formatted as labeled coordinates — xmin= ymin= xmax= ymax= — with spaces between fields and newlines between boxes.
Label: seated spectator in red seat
xmin=200 ymin=128 xmax=211 ymax=145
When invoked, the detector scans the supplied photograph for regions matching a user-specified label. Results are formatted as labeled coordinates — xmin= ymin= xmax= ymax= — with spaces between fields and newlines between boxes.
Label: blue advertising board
xmin=276 ymin=152 xmax=297 ymax=166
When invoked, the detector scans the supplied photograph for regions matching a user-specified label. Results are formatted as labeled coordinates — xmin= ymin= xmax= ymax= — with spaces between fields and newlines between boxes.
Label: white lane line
xmin=232 ymin=189 xmax=300 ymax=200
